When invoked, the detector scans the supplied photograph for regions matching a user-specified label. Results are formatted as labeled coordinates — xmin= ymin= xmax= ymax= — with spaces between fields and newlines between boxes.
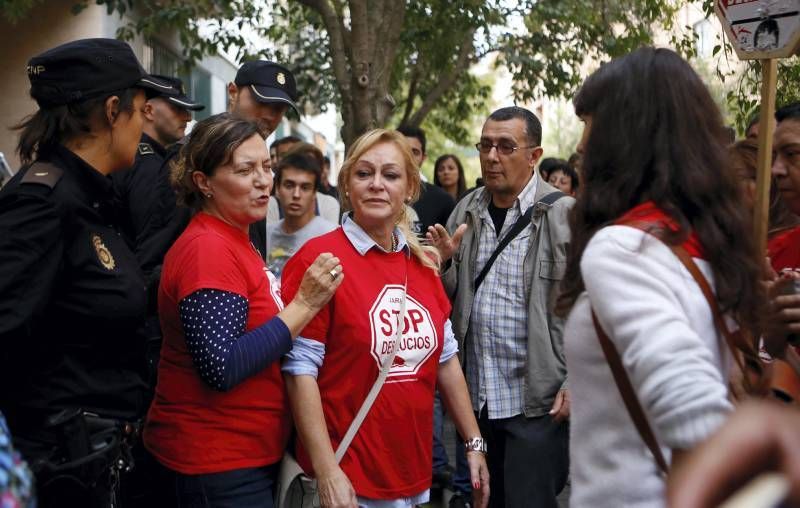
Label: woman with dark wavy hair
xmin=557 ymin=47 xmax=764 ymax=507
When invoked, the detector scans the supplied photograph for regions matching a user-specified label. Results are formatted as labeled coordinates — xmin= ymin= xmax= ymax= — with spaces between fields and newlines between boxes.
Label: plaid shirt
xmin=467 ymin=174 xmax=538 ymax=419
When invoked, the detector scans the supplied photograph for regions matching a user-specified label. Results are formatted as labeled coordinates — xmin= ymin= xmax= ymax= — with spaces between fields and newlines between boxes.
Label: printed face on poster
xmin=716 ymin=0 xmax=800 ymax=59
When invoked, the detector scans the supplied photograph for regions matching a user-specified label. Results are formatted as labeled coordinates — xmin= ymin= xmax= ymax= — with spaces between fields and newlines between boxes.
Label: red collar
xmin=616 ymin=201 xmax=705 ymax=259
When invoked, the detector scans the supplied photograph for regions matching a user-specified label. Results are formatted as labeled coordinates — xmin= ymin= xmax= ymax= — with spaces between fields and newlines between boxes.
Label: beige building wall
xmin=0 ymin=1 xmax=237 ymax=172
xmin=0 ymin=1 xmax=125 ymax=170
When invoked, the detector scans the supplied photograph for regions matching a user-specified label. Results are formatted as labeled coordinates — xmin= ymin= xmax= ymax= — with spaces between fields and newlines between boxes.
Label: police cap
xmin=27 ymin=38 xmax=170 ymax=108
xmin=234 ymin=61 xmax=299 ymax=115
xmin=149 ymin=74 xmax=205 ymax=111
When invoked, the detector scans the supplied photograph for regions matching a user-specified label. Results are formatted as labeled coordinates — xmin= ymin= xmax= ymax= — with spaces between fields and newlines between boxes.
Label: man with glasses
xmin=433 ymin=106 xmax=574 ymax=508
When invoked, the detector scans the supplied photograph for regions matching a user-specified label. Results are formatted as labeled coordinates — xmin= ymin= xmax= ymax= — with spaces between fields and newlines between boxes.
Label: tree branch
xmin=401 ymin=60 xmax=422 ymax=125
xmin=407 ymin=27 xmax=476 ymax=127
xmin=330 ymin=0 xmax=352 ymax=58
xmin=373 ymin=0 xmax=406 ymax=95
xmin=294 ymin=0 xmax=352 ymax=102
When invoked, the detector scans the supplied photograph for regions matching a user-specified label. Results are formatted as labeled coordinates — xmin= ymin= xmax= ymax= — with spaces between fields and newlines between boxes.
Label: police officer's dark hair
xmin=171 ymin=113 xmax=265 ymax=212
xmin=487 ymin=106 xmax=542 ymax=147
xmin=396 ymin=125 xmax=426 ymax=154
xmin=776 ymin=102 xmax=800 ymax=123
xmin=14 ymin=88 xmax=139 ymax=165
xmin=274 ymin=152 xmax=321 ymax=188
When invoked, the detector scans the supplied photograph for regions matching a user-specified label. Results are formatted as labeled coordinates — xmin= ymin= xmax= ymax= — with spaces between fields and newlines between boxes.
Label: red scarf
xmin=616 ymin=201 xmax=705 ymax=259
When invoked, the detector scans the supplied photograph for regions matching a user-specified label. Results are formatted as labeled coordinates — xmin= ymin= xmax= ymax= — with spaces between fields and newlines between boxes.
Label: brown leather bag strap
xmin=591 ymin=311 xmax=669 ymax=474
xmin=667 ymin=246 xmax=751 ymax=376
xmin=669 ymin=245 xmax=763 ymax=391
xmin=618 ymin=221 xmax=762 ymax=385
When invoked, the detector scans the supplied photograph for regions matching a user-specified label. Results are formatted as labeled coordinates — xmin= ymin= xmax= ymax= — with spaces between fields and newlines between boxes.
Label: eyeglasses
xmin=475 ymin=140 xmax=537 ymax=155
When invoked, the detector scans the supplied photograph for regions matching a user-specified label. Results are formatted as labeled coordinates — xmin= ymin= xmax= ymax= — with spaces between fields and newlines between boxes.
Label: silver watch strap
xmin=334 ymin=277 xmax=408 ymax=463
xmin=464 ymin=436 xmax=487 ymax=453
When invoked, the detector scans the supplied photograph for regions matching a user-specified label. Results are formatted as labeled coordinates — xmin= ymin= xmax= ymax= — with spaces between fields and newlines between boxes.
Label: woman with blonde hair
xmin=281 ymin=129 xmax=489 ymax=508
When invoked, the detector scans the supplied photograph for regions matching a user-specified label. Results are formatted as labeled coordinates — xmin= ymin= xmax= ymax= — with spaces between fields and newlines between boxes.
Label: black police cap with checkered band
xmin=27 ymin=38 xmax=171 ymax=108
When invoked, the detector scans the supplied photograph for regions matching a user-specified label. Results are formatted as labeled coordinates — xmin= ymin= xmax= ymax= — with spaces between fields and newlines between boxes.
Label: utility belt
xmin=26 ymin=408 xmax=141 ymax=507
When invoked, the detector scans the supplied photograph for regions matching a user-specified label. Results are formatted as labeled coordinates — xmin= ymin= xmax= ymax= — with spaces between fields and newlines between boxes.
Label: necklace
xmin=390 ymin=231 xmax=398 ymax=252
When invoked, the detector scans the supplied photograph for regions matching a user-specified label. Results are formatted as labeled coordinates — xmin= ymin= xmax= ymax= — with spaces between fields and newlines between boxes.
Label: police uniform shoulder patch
xmin=138 ymin=143 xmax=155 ymax=155
xmin=20 ymin=162 xmax=64 ymax=189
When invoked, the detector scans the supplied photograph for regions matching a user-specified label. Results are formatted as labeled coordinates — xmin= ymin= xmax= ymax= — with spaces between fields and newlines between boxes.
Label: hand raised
xmin=426 ymin=223 xmax=467 ymax=263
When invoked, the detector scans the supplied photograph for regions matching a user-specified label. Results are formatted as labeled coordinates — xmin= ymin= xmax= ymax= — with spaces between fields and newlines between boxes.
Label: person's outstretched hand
xmin=667 ymin=401 xmax=800 ymax=508
xmin=426 ymin=223 xmax=467 ymax=263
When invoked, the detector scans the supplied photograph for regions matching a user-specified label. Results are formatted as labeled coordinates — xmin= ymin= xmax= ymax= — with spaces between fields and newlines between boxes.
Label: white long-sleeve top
xmin=564 ymin=225 xmax=734 ymax=508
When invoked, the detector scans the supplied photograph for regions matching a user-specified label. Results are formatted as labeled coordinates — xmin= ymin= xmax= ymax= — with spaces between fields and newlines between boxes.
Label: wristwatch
xmin=464 ymin=436 xmax=487 ymax=454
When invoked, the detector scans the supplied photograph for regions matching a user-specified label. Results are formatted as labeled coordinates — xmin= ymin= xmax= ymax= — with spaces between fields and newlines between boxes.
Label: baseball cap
xmin=27 ymin=38 xmax=170 ymax=108
xmin=234 ymin=61 xmax=299 ymax=115
xmin=149 ymin=74 xmax=205 ymax=111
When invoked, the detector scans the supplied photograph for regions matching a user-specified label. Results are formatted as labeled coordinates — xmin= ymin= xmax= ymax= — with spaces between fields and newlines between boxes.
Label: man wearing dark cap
xmin=112 ymin=74 xmax=204 ymax=257
xmin=110 ymin=75 xmax=204 ymax=417
xmin=136 ymin=60 xmax=299 ymax=279
xmin=228 ymin=60 xmax=300 ymax=135
xmin=229 ymin=61 xmax=306 ymax=259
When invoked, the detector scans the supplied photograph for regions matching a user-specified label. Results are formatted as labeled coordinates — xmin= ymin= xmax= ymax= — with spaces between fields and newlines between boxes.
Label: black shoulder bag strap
xmin=473 ymin=190 xmax=565 ymax=292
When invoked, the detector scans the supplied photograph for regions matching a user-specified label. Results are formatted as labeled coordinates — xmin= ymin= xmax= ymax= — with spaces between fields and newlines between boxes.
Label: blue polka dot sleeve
xmin=178 ymin=289 xmax=292 ymax=391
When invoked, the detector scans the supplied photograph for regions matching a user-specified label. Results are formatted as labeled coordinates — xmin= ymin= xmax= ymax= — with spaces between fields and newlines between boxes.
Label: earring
xmin=206 ymin=193 xmax=213 ymax=198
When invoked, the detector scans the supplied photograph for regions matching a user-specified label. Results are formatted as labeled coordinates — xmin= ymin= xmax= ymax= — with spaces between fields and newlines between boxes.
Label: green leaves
xmin=500 ymin=0 xmax=677 ymax=103
xmin=11 ymin=0 xmax=800 ymax=146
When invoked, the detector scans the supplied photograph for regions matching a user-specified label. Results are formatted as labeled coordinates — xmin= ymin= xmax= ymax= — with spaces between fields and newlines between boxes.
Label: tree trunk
xmin=295 ymin=0 xmax=406 ymax=151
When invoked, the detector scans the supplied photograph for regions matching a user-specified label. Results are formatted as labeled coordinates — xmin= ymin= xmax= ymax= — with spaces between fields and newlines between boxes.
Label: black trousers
xmin=478 ymin=408 xmax=569 ymax=508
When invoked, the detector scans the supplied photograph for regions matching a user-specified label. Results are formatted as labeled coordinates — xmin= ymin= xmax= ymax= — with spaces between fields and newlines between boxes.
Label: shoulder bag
xmin=277 ymin=281 xmax=408 ymax=508
xmin=591 ymin=224 xmax=765 ymax=474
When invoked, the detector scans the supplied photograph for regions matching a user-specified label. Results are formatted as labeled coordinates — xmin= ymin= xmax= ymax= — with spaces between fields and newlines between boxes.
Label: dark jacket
xmin=0 ymin=145 xmax=148 ymax=437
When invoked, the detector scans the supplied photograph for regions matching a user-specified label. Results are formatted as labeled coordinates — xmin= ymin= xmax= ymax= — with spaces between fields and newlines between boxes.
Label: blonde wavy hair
xmin=338 ymin=129 xmax=441 ymax=272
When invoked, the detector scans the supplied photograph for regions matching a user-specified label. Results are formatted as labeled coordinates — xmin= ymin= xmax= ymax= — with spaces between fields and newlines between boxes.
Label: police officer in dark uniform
xmin=0 ymin=38 xmax=168 ymax=507
xmin=111 ymin=74 xmax=204 ymax=259
xmin=135 ymin=61 xmax=300 ymax=276
xmin=110 ymin=77 xmax=204 ymax=406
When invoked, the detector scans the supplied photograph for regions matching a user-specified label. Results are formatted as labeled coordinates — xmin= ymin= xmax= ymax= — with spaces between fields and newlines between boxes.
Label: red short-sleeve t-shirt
xmin=281 ymin=229 xmax=452 ymax=500
xmin=144 ymin=212 xmax=289 ymax=474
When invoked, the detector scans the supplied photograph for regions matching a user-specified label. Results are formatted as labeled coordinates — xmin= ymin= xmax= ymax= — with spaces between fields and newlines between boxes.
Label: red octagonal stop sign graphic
xmin=368 ymin=284 xmax=439 ymax=381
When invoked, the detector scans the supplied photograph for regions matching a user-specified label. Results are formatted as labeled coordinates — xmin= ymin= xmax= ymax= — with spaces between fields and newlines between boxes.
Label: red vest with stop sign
xmin=281 ymin=228 xmax=451 ymax=500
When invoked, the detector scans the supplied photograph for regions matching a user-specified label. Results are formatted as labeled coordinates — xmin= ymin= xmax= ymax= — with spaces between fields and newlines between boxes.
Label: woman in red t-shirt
xmin=143 ymin=114 xmax=343 ymax=507
xmin=281 ymin=129 xmax=489 ymax=508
